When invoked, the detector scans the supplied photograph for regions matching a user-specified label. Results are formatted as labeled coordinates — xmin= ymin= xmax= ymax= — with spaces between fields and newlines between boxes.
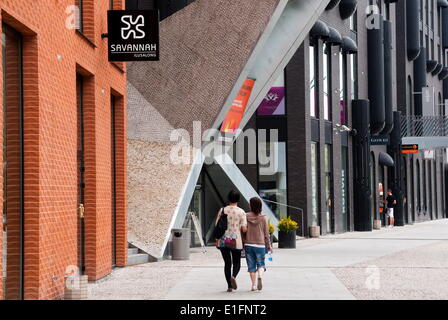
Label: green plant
xmin=277 ymin=216 xmax=298 ymax=232
xmin=268 ymin=220 xmax=275 ymax=234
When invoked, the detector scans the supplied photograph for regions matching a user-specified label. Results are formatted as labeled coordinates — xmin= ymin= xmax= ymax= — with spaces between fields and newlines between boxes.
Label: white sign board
xmin=190 ymin=212 xmax=206 ymax=253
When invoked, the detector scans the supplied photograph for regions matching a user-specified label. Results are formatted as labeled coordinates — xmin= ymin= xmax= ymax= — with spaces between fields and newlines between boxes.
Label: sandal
xmin=230 ymin=276 xmax=238 ymax=290
xmin=257 ymin=277 xmax=263 ymax=291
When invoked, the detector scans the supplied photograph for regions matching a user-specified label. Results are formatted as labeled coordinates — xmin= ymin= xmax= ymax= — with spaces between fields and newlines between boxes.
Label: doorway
xmin=370 ymin=152 xmax=376 ymax=226
xmin=323 ymin=145 xmax=334 ymax=234
xmin=2 ymin=24 xmax=24 ymax=300
xmin=76 ymin=75 xmax=86 ymax=274
xmin=402 ymin=156 xmax=409 ymax=224
xmin=111 ymin=94 xmax=117 ymax=266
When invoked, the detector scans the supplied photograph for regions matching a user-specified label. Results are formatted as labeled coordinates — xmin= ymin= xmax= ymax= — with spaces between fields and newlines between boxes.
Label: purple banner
xmin=257 ymin=87 xmax=285 ymax=116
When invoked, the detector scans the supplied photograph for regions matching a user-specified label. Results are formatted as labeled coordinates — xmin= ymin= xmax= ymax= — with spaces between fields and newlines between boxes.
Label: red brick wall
xmin=0 ymin=22 xmax=3 ymax=300
xmin=0 ymin=0 xmax=127 ymax=300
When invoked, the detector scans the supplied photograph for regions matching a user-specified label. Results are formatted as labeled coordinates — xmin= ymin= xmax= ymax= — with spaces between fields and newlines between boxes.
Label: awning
xmin=326 ymin=0 xmax=341 ymax=10
xmin=310 ymin=20 xmax=330 ymax=39
xmin=427 ymin=60 xmax=438 ymax=73
xmin=439 ymin=67 xmax=448 ymax=80
xmin=378 ymin=152 xmax=395 ymax=167
xmin=342 ymin=36 xmax=358 ymax=54
xmin=327 ymin=27 xmax=342 ymax=45
xmin=339 ymin=0 xmax=358 ymax=20
xmin=432 ymin=63 xmax=443 ymax=76
xmin=438 ymin=0 xmax=448 ymax=8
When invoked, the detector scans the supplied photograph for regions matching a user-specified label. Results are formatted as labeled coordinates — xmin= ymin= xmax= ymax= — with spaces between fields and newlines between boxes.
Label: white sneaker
xmin=251 ymin=285 xmax=257 ymax=291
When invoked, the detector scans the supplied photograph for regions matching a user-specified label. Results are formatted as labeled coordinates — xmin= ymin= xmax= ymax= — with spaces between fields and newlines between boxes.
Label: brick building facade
xmin=0 ymin=0 xmax=127 ymax=300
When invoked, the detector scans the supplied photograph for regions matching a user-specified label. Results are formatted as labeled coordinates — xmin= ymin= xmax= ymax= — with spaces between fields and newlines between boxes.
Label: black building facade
xmin=238 ymin=0 xmax=448 ymax=237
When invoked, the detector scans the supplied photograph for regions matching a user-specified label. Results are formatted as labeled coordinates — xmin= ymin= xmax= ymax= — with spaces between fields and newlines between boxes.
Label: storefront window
xmin=378 ymin=166 xmax=385 ymax=225
xmin=417 ymin=160 xmax=421 ymax=212
xmin=310 ymin=142 xmax=320 ymax=227
xmin=258 ymin=142 xmax=288 ymax=220
xmin=341 ymin=147 xmax=349 ymax=231
xmin=310 ymin=44 xmax=317 ymax=118
xmin=350 ymin=53 xmax=358 ymax=101
xmin=324 ymin=144 xmax=333 ymax=233
xmin=323 ymin=44 xmax=331 ymax=120
xmin=423 ymin=160 xmax=427 ymax=213
xmin=349 ymin=10 xmax=357 ymax=32
xmin=370 ymin=152 xmax=376 ymax=222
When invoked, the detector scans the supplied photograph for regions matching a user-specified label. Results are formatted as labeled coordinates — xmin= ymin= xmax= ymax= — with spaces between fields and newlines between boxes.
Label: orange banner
xmin=220 ymin=78 xmax=255 ymax=134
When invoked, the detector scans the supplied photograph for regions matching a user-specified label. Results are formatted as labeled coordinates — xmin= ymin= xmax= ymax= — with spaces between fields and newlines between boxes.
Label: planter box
xmin=309 ymin=226 xmax=320 ymax=238
xmin=278 ymin=230 xmax=296 ymax=248
xmin=373 ymin=219 xmax=382 ymax=230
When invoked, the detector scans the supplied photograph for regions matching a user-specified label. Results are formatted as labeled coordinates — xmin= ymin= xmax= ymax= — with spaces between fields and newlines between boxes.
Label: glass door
xmin=324 ymin=145 xmax=334 ymax=234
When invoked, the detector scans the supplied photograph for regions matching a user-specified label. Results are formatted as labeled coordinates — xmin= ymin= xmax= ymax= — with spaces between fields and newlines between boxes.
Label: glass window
xmin=310 ymin=142 xmax=320 ymax=227
xmin=75 ymin=0 xmax=84 ymax=32
xmin=341 ymin=147 xmax=349 ymax=231
xmin=258 ymin=142 xmax=288 ymax=220
xmin=324 ymin=144 xmax=333 ymax=233
xmin=310 ymin=44 xmax=317 ymax=118
xmin=349 ymin=10 xmax=357 ymax=32
xmin=350 ymin=53 xmax=358 ymax=100
xmin=370 ymin=153 xmax=376 ymax=222
xmin=323 ymin=44 xmax=331 ymax=121
xmin=423 ymin=160 xmax=427 ymax=213
xmin=431 ymin=0 xmax=434 ymax=31
xmin=378 ymin=166 xmax=386 ymax=225
xmin=417 ymin=161 xmax=421 ymax=212
xmin=340 ymin=51 xmax=346 ymax=124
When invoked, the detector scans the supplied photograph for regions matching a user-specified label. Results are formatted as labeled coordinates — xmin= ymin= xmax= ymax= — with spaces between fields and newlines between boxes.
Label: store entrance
xmin=2 ymin=24 xmax=24 ymax=300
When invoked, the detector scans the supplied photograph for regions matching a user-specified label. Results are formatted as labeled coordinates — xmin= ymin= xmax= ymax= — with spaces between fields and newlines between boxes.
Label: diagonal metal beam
xmin=214 ymin=153 xmax=280 ymax=238
xmin=158 ymin=0 xmax=331 ymax=258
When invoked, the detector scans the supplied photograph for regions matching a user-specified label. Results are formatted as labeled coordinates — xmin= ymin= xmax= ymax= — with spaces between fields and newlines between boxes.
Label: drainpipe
xmin=406 ymin=0 xmax=421 ymax=61
xmin=387 ymin=112 xmax=405 ymax=226
xmin=381 ymin=19 xmax=394 ymax=135
xmin=368 ymin=14 xmax=386 ymax=134
xmin=414 ymin=46 xmax=427 ymax=116
xmin=352 ymin=100 xmax=372 ymax=231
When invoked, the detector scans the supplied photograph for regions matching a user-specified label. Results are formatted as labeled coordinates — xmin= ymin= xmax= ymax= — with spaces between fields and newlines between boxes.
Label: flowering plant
xmin=268 ymin=220 xmax=275 ymax=234
xmin=277 ymin=217 xmax=298 ymax=232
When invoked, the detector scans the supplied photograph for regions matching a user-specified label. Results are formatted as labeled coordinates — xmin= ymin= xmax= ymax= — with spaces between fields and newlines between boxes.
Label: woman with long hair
xmin=215 ymin=190 xmax=247 ymax=292
xmin=244 ymin=197 xmax=272 ymax=291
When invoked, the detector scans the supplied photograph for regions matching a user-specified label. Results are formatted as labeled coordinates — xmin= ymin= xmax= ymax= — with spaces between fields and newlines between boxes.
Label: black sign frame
xmin=107 ymin=10 xmax=159 ymax=62
xmin=370 ymin=136 xmax=390 ymax=146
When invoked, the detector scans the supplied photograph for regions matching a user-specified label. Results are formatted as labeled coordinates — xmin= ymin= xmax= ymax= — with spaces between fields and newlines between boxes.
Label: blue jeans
xmin=245 ymin=245 xmax=266 ymax=273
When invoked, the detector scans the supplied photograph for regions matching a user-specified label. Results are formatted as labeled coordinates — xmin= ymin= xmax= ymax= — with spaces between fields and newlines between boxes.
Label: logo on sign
xmin=264 ymin=92 xmax=280 ymax=102
xmin=121 ymin=15 xmax=146 ymax=40
xmin=108 ymin=10 xmax=159 ymax=61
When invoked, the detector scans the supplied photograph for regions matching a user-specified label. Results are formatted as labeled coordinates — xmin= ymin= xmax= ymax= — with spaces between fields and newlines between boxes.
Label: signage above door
xmin=107 ymin=10 xmax=159 ymax=62
xmin=370 ymin=135 xmax=390 ymax=145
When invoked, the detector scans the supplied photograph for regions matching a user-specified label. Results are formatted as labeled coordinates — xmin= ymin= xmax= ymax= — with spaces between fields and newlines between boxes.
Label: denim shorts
xmin=244 ymin=245 xmax=266 ymax=273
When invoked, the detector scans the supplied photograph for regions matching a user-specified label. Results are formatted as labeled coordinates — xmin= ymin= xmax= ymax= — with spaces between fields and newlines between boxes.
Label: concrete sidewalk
xmin=88 ymin=219 xmax=448 ymax=300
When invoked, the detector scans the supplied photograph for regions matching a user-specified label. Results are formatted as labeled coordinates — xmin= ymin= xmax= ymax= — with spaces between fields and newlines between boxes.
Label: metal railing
xmin=400 ymin=115 xmax=448 ymax=138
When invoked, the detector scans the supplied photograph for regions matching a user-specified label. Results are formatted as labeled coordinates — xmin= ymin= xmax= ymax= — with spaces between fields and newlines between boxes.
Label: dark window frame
xmin=2 ymin=23 xmax=25 ymax=300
